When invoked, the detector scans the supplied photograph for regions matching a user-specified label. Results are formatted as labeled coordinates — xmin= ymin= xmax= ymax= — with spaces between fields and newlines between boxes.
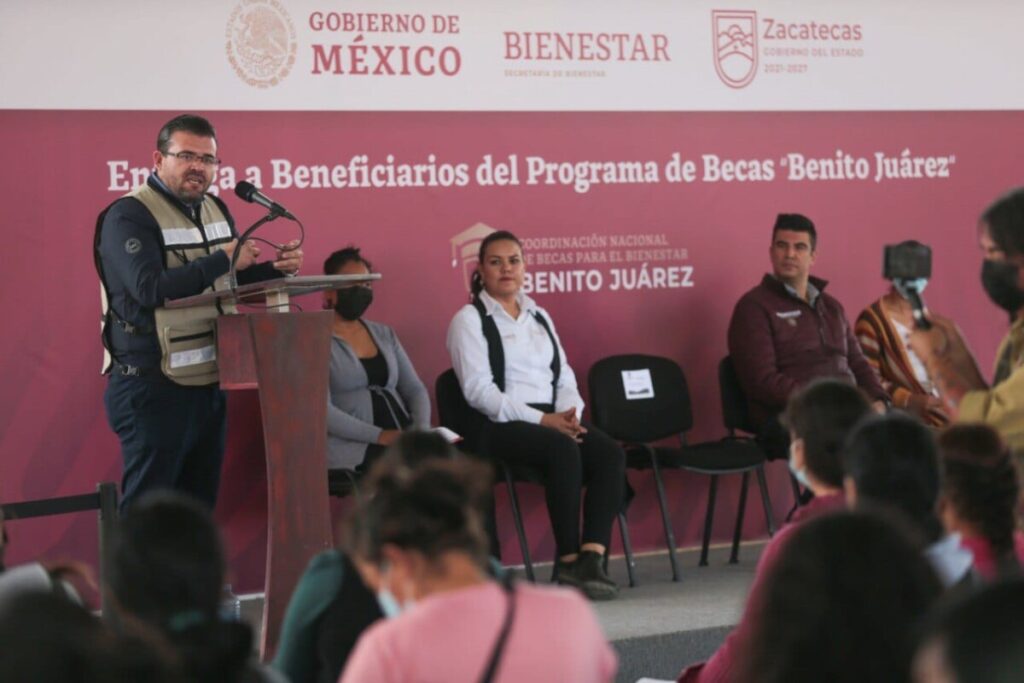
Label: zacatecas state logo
xmin=712 ymin=10 xmax=758 ymax=89
xmin=226 ymin=0 xmax=298 ymax=89
xmin=450 ymin=223 xmax=496 ymax=293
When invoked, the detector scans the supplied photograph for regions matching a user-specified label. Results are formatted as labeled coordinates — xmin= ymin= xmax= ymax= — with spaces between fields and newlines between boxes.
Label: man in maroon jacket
xmin=728 ymin=213 xmax=887 ymax=459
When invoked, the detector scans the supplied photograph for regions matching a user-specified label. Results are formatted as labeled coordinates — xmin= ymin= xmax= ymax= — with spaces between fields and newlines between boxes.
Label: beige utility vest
xmin=101 ymin=184 xmax=236 ymax=385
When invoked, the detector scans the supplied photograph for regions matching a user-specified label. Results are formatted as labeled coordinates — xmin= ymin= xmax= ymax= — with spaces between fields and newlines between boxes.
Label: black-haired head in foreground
xmin=914 ymin=578 xmax=1024 ymax=683
xmin=842 ymin=413 xmax=944 ymax=542
xmin=782 ymin=378 xmax=871 ymax=490
xmin=107 ymin=492 xmax=254 ymax=683
xmin=0 ymin=590 xmax=177 ymax=683
xmin=938 ymin=423 xmax=1022 ymax=577
xmin=735 ymin=511 xmax=942 ymax=683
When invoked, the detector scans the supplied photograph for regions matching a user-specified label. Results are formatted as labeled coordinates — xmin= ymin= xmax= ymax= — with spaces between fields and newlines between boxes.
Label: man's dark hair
xmin=323 ymin=246 xmax=373 ymax=275
xmin=917 ymin=579 xmax=1024 ymax=683
xmin=782 ymin=379 xmax=871 ymax=487
xmin=981 ymin=187 xmax=1024 ymax=257
xmin=842 ymin=413 xmax=944 ymax=542
xmin=773 ymin=213 xmax=817 ymax=250
xmin=156 ymin=114 xmax=217 ymax=154
xmin=735 ymin=511 xmax=941 ymax=683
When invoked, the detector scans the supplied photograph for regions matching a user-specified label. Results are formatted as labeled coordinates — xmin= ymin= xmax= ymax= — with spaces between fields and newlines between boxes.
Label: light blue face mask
xmin=376 ymin=587 xmax=403 ymax=619
xmin=789 ymin=440 xmax=811 ymax=489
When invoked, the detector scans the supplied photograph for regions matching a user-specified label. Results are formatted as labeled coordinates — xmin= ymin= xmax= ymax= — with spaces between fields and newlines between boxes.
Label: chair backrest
xmin=718 ymin=355 xmax=756 ymax=435
xmin=435 ymin=368 xmax=489 ymax=455
xmin=587 ymin=354 xmax=693 ymax=443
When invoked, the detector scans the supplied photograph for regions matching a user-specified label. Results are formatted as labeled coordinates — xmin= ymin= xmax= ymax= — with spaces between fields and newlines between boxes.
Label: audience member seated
xmin=937 ymin=424 xmax=1024 ymax=579
xmin=842 ymin=413 xmax=975 ymax=587
xmin=855 ymin=266 xmax=950 ymax=426
xmin=728 ymin=213 xmax=888 ymax=460
xmin=913 ymin=579 xmax=1024 ymax=683
xmin=339 ymin=456 xmax=617 ymax=683
xmin=0 ymin=590 xmax=176 ymax=683
xmin=107 ymin=492 xmax=286 ymax=683
xmin=677 ymin=379 xmax=871 ymax=683
xmin=446 ymin=229 xmax=626 ymax=600
xmin=324 ymin=246 xmax=430 ymax=472
xmin=733 ymin=512 xmax=943 ymax=683
xmin=273 ymin=432 xmax=459 ymax=683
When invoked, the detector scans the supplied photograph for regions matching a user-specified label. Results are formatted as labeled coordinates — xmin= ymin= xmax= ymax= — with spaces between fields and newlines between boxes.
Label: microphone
xmin=234 ymin=181 xmax=295 ymax=219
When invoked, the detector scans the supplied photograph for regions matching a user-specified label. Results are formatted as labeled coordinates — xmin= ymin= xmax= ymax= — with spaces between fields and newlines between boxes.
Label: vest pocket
xmin=155 ymin=309 xmax=220 ymax=386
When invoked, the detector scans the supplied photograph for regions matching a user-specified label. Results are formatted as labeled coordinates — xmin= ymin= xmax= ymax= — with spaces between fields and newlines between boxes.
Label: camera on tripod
xmin=883 ymin=240 xmax=932 ymax=330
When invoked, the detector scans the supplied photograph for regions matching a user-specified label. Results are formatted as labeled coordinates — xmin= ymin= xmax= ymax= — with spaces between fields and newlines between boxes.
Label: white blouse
xmin=446 ymin=290 xmax=585 ymax=424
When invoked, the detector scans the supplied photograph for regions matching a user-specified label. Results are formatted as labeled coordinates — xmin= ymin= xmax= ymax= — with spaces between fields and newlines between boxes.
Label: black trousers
xmin=483 ymin=418 xmax=626 ymax=557
xmin=104 ymin=373 xmax=226 ymax=512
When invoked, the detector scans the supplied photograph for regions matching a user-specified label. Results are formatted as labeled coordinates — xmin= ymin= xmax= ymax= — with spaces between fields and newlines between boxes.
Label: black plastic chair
xmin=588 ymin=355 xmax=774 ymax=581
xmin=435 ymin=369 xmax=636 ymax=587
xmin=327 ymin=467 xmax=362 ymax=502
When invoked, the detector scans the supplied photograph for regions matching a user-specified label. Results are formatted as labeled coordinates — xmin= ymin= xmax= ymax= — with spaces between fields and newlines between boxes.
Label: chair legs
xmin=700 ymin=474 xmax=719 ymax=567
xmin=501 ymin=463 xmax=535 ymax=582
xmin=785 ymin=472 xmax=803 ymax=523
xmin=648 ymin=447 xmax=681 ymax=581
xmin=617 ymin=512 xmax=637 ymax=588
xmin=755 ymin=465 xmax=776 ymax=536
xmin=729 ymin=472 xmax=750 ymax=564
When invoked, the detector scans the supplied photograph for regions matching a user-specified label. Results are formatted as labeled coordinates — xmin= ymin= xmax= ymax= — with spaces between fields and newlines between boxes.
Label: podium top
xmin=164 ymin=274 xmax=381 ymax=309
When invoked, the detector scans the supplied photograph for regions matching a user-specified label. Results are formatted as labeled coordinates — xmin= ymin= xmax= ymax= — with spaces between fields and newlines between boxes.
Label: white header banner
xmin=2 ymin=0 xmax=1021 ymax=111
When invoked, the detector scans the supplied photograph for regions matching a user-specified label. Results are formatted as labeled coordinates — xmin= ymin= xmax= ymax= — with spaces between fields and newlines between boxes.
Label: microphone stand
xmin=228 ymin=209 xmax=286 ymax=291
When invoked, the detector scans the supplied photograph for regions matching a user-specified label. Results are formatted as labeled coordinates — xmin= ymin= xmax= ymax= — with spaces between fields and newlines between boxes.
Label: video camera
xmin=883 ymin=240 xmax=932 ymax=330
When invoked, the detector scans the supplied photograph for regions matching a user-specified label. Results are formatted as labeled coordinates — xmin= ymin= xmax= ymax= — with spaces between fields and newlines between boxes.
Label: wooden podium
xmin=167 ymin=274 xmax=379 ymax=658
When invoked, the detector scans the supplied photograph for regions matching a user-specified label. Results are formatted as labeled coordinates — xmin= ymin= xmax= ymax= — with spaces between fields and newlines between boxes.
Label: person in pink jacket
xmin=339 ymin=455 xmax=617 ymax=683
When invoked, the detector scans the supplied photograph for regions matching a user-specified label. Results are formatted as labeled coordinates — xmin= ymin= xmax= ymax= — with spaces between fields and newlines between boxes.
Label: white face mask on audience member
xmin=788 ymin=436 xmax=812 ymax=489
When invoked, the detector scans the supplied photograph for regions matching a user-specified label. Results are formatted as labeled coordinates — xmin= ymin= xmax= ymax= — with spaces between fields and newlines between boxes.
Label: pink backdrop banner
xmin=0 ymin=110 xmax=1017 ymax=592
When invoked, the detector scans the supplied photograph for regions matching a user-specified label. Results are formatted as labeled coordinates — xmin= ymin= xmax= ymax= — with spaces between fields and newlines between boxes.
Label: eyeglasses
xmin=163 ymin=150 xmax=221 ymax=166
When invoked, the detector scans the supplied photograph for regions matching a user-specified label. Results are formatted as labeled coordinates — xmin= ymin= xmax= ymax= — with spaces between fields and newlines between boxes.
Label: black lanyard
xmin=477 ymin=577 xmax=517 ymax=683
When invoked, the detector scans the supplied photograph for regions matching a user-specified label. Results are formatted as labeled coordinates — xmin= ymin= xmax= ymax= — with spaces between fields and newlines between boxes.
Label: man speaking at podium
xmin=94 ymin=114 xmax=303 ymax=511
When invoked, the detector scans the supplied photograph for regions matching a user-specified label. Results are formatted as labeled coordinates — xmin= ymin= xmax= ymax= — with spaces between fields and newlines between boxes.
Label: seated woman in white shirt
xmin=325 ymin=247 xmax=431 ymax=472
xmin=446 ymin=230 xmax=627 ymax=601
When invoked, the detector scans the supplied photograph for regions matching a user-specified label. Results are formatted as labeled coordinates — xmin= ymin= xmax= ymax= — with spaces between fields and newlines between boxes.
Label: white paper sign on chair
xmin=621 ymin=369 xmax=655 ymax=400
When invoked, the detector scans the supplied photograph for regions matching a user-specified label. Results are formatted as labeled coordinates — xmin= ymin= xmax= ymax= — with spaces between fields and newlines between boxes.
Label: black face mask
xmin=334 ymin=286 xmax=373 ymax=320
xmin=981 ymin=259 xmax=1024 ymax=315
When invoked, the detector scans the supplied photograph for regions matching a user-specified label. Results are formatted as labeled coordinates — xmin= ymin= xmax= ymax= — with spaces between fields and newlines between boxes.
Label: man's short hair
xmin=773 ymin=213 xmax=817 ymax=250
xmin=782 ymin=379 xmax=871 ymax=488
xmin=981 ymin=187 xmax=1024 ymax=258
xmin=156 ymin=114 xmax=217 ymax=154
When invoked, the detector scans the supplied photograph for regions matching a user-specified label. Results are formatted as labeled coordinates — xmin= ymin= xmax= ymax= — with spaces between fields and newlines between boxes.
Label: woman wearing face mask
xmin=855 ymin=244 xmax=950 ymax=427
xmin=340 ymin=457 xmax=617 ymax=683
xmin=324 ymin=247 xmax=430 ymax=471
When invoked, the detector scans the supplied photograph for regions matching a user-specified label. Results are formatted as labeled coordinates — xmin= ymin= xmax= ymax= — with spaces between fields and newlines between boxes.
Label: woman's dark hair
xmin=939 ymin=424 xmax=1021 ymax=575
xmin=0 ymin=591 xmax=179 ymax=683
xmin=107 ymin=493 xmax=253 ymax=683
xmin=470 ymin=230 xmax=522 ymax=297
xmin=323 ymin=245 xmax=373 ymax=275
xmin=156 ymin=114 xmax=217 ymax=154
xmin=981 ymin=187 xmax=1024 ymax=257
xmin=346 ymin=458 xmax=492 ymax=567
xmin=782 ymin=379 xmax=871 ymax=487
xmin=916 ymin=578 xmax=1024 ymax=683
xmin=735 ymin=511 xmax=942 ymax=683
xmin=841 ymin=413 xmax=944 ymax=542
xmin=380 ymin=430 xmax=459 ymax=469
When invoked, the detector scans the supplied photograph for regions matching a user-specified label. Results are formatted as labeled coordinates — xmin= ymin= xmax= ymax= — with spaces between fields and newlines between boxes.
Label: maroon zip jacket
xmin=727 ymin=274 xmax=886 ymax=428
